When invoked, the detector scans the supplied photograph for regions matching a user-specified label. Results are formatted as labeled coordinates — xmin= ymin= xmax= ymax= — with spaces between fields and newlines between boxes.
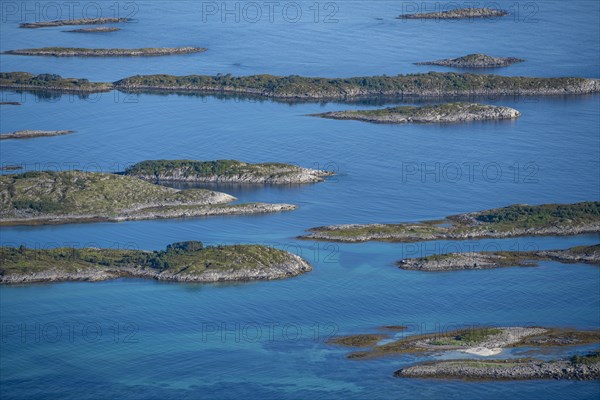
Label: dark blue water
xmin=1 ymin=1 xmax=599 ymax=399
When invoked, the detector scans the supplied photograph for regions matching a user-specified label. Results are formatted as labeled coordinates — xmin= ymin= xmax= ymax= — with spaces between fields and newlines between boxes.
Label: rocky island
xmin=300 ymin=202 xmax=600 ymax=242
xmin=0 ymin=171 xmax=296 ymax=226
xmin=397 ymin=245 xmax=600 ymax=271
xmin=312 ymin=102 xmax=520 ymax=124
xmin=0 ymin=72 xmax=111 ymax=93
xmin=3 ymin=47 xmax=207 ymax=57
xmin=330 ymin=326 xmax=600 ymax=360
xmin=416 ymin=54 xmax=525 ymax=68
xmin=395 ymin=353 xmax=600 ymax=381
xmin=0 ymin=241 xmax=312 ymax=284
xmin=65 ymin=27 xmax=121 ymax=33
xmin=20 ymin=17 xmax=129 ymax=28
xmin=2 ymin=72 xmax=599 ymax=99
xmin=123 ymin=159 xmax=334 ymax=184
xmin=398 ymin=7 xmax=508 ymax=19
xmin=0 ymin=130 xmax=75 ymax=140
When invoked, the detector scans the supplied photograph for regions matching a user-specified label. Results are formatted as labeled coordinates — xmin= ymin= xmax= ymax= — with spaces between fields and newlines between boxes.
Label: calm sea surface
xmin=1 ymin=1 xmax=599 ymax=399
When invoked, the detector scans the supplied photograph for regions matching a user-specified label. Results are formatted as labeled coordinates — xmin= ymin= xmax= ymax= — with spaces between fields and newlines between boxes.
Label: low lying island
xmin=0 ymin=241 xmax=312 ymax=284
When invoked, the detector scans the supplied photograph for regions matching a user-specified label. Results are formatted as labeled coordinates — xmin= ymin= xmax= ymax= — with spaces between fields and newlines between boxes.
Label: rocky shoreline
xmin=3 ymin=47 xmax=206 ymax=57
xmin=394 ymin=357 xmax=600 ymax=381
xmin=397 ymin=245 xmax=600 ymax=271
xmin=3 ymin=72 xmax=599 ymax=99
xmin=416 ymin=54 xmax=524 ymax=68
xmin=312 ymin=103 xmax=520 ymax=124
xmin=398 ymin=7 xmax=508 ymax=19
xmin=124 ymin=159 xmax=334 ymax=184
xmin=300 ymin=202 xmax=600 ymax=242
xmin=20 ymin=17 xmax=130 ymax=28
xmin=0 ymin=242 xmax=312 ymax=284
xmin=0 ymin=130 xmax=75 ymax=140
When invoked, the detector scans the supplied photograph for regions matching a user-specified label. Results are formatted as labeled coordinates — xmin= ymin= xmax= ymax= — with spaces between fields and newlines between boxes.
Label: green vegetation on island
xmin=312 ymin=102 xmax=520 ymax=124
xmin=0 ymin=171 xmax=296 ymax=226
xmin=329 ymin=326 xmax=599 ymax=360
xmin=20 ymin=17 xmax=130 ymax=28
xmin=301 ymin=202 xmax=600 ymax=242
xmin=416 ymin=54 xmax=525 ymax=68
xmin=0 ymin=241 xmax=312 ymax=284
xmin=0 ymin=72 xmax=111 ymax=93
xmin=124 ymin=159 xmax=334 ymax=184
xmin=2 ymin=72 xmax=598 ymax=99
xmin=3 ymin=47 xmax=207 ymax=57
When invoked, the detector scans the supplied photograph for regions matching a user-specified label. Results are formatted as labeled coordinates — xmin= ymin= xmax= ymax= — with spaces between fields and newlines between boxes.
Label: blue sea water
xmin=1 ymin=1 xmax=600 ymax=399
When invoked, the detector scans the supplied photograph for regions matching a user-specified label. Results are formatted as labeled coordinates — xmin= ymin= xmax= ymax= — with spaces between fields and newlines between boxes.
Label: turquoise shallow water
xmin=1 ymin=1 xmax=600 ymax=399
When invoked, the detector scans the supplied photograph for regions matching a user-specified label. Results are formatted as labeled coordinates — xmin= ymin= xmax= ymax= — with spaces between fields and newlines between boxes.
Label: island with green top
xmin=0 ymin=171 xmax=296 ymax=226
xmin=416 ymin=54 xmax=525 ymax=68
xmin=329 ymin=325 xmax=600 ymax=359
xmin=0 ymin=241 xmax=312 ymax=284
xmin=0 ymin=72 xmax=111 ymax=93
xmin=3 ymin=72 xmax=598 ymax=99
xmin=3 ymin=47 xmax=206 ymax=57
xmin=123 ymin=159 xmax=334 ymax=184
xmin=300 ymin=202 xmax=600 ymax=242
xmin=397 ymin=245 xmax=600 ymax=271
xmin=311 ymin=102 xmax=520 ymax=124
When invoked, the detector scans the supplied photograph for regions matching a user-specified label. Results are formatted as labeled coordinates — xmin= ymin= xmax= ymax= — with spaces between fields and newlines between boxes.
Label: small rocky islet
xmin=19 ymin=17 xmax=130 ymax=28
xmin=0 ymin=130 xmax=75 ymax=140
xmin=0 ymin=170 xmax=297 ymax=226
xmin=398 ymin=7 xmax=508 ymax=20
xmin=0 ymin=241 xmax=312 ymax=284
xmin=2 ymin=72 xmax=599 ymax=98
xmin=416 ymin=54 xmax=525 ymax=68
xmin=397 ymin=245 xmax=600 ymax=271
xmin=64 ymin=27 xmax=121 ymax=33
xmin=312 ymin=102 xmax=520 ymax=124
xmin=3 ymin=47 xmax=206 ymax=57
xmin=300 ymin=202 xmax=600 ymax=243
xmin=123 ymin=159 xmax=334 ymax=184
xmin=395 ymin=354 xmax=600 ymax=381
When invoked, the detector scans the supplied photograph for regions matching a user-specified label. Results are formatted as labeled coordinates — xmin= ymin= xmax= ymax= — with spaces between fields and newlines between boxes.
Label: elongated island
xmin=416 ymin=54 xmax=525 ymax=68
xmin=65 ymin=27 xmax=121 ymax=33
xmin=123 ymin=159 xmax=334 ymax=184
xmin=0 ymin=241 xmax=312 ymax=284
xmin=3 ymin=47 xmax=206 ymax=57
xmin=2 ymin=72 xmax=598 ymax=99
xmin=397 ymin=245 xmax=600 ymax=271
xmin=300 ymin=202 xmax=600 ymax=242
xmin=0 ymin=171 xmax=296 ymax=226
xmin=0 ymin=130 xmax=74 ymax=140
xmin=20 ymin=17 xmax=129 ymax=28
xmin=398 ymin=7 xmax=508 ymax=19
xmin=312 ymin=102 xmax=520 ymax=124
